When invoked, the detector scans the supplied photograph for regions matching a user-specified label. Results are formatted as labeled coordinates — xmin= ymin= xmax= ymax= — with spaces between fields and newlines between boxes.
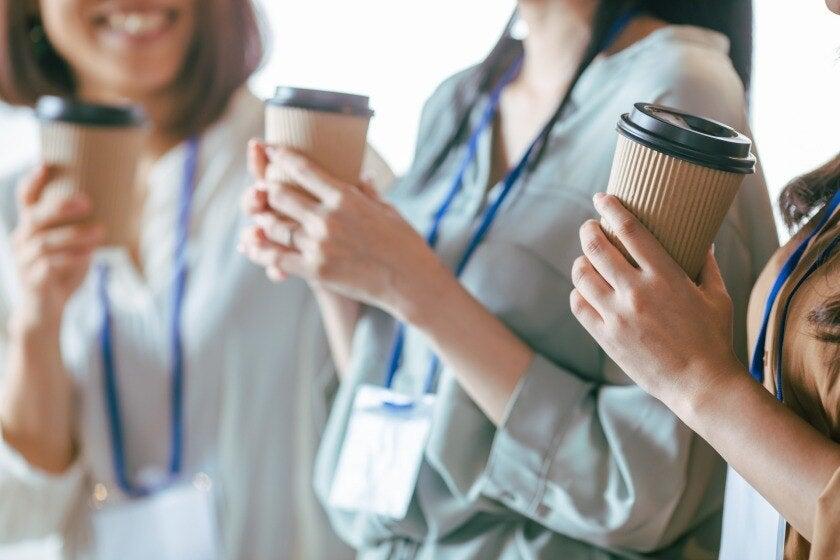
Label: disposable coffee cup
xmin=604 ymin=103 xmax=756 ymax=280
xmin=265 ymin=87 xmax=373 ymax=185
xmin=37 ymin=96 xmax=147 ymax=247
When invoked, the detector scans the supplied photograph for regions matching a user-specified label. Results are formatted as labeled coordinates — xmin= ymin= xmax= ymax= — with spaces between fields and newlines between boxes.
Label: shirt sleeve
xmin=0 ymin=429 xmax=85 ymax=543
xmin=0 ymin=173 xmax=86 ymax=543
xmin=811 ymin=467 xmax=840 ymax=559
xmin=479 ymin=353 xmax=717 ymax=553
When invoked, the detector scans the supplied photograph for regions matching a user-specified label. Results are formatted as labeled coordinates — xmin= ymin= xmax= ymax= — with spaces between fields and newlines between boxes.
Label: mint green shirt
xmin=314 ymin=26 xmax=778 ymax=559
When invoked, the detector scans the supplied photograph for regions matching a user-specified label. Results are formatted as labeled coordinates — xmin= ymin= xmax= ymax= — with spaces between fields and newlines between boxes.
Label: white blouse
xmin=0 ymin=89 xmax=390 ymax=559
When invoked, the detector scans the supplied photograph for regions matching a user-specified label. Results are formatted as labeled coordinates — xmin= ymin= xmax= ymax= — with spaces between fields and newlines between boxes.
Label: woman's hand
xmin=239 ymin=143 xmax=447 ymax=323
xmin=0 ymin=165 xmax=102 ymax=473
xmin=10 ymin=165 xmax=104 ymax=330
xmin=570 ymin=193 xmax=740 ymax=409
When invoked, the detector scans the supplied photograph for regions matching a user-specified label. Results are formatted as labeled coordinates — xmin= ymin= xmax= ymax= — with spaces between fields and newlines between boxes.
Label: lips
xmin=91 ymin=4 xmax=179 ymax=42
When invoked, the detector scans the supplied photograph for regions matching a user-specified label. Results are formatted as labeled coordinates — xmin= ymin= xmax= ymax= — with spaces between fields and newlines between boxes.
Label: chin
xmin=78 ymin=2 xmax=195 ymax=98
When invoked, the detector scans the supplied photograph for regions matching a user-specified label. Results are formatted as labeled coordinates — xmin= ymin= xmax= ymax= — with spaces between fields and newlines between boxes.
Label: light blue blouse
xmin=314 ymin=26 xmax=778 ymax=559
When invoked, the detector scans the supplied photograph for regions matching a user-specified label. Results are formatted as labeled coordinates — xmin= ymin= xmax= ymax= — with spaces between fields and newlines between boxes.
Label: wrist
xmin=389 ymin=254 xmax=456 ymax=328
xmin=8 ymin=309 xmax=63 ymax=342
xmin=665 ymin=354 xmax=747 ymax=425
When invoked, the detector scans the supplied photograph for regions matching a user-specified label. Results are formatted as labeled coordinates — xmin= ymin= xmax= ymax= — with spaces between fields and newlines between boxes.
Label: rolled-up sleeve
xmin=480 ymin=353 xmax=699 ymax=552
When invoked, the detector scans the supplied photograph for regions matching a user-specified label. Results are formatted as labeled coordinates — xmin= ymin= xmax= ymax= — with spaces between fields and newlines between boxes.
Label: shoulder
xmin=413 ymin=65 xmax=478 ymax=146
xmin=201 ymin=87 xmax=264 ymax=163
xmin=617 ymin=25 xmax=748 ymax=127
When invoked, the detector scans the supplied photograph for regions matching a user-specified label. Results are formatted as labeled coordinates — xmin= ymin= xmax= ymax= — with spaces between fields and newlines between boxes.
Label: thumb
xmin=698 ymin=246 xmax=726 ymax=294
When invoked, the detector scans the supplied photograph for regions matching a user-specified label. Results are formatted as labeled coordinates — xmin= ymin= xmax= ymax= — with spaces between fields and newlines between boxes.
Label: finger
xmin=357 ymin=177 xmax=381 ymax=200
xmin=241 ymin=186 xmax=268 ymax=215
xmin=570 ymin=255 xmax=613 ymax=316
xmin=579 ymin=219 xmax=637 ymax=289
xmin=593 ymin=193 xmax=682 ymax=275
xmin=239 ymin=226 xmax=308 ymax=279
xmin=248 ymin=139 xmax=269 ymax=180
xmin=698 ymin=247 xmax=727 ymax=294
xmin=264 ymin=182 xmax=321 ymax=230
xmin=569 ymin=288 xmax=604 ymax=333
xmin=16 ymin=165 xmax=52 ymax=207
xmin=17 ymin=223 xmax=104 ymax=265
xmin=267 ymin=146 xmax=345 ymax=205
xmin=28 ymin=251 xmax=94 ymax=285
xmin=21 ymin=194 xmax=92 ymax=234
xmin=252 ymin=212 xmax=300 ymax=247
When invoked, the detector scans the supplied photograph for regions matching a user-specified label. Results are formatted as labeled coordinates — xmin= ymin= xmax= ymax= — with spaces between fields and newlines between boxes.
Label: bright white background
xmin=0 ymin=1 xmax=838 ymax=558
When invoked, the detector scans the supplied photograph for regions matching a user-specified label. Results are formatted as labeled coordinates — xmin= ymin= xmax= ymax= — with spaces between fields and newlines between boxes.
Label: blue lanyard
xmin=97 ymin=137 xmax=199 ymax=497
xmin=383 ymin=10 xmax=639 ymax=394
xmin=750 ymin=188 xmax=840 ymax=401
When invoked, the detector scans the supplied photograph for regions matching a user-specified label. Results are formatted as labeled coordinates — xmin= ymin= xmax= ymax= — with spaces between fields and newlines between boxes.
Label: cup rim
xmin=618 ymin=103 xmax=756 ymax=174
xmin=36 ymin=96 xmax=146 ymax=128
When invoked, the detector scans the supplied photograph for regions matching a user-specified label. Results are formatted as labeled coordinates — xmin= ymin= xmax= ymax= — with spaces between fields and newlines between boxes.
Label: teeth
xmin=105 ymin=11 xmax=168 ymax=36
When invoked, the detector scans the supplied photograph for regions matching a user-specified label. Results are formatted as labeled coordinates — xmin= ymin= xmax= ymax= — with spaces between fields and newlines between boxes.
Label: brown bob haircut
xmin=0 ymin=1 xmax=265 ymax=139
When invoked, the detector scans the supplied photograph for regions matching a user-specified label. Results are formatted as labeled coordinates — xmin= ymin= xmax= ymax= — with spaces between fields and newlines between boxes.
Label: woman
xmin=569 ymin=4 xmax=840 ymax=559
xmin=0 ymin=1 xmax=379 ymax=558
xmin=242 ymin=0 xmax=776 ymax=557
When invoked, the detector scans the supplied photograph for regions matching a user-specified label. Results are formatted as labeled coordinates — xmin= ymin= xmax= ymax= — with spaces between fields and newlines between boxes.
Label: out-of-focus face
xmin=827 ymin=0 xmax=840 ymax=16
xmin=37 ymin=0 xmax=197 ymax=101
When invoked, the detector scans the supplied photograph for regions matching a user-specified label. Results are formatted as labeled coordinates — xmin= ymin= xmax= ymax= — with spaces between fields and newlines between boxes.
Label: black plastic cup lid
xmin=617 ymin=103 xmax=755 ymax=174
xmin=36 ymin=96 xmax=146 ymax=127
xmin=268 ymin=86 xmax=373 ymax=117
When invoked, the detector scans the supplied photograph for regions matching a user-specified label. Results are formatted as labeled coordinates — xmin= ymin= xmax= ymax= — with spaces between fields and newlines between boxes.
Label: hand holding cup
xmin=11 ymin=165 xmax=105 ymax=329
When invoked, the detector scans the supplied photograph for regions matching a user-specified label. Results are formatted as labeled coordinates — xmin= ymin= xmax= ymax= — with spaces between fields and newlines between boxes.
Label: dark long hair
xmin=414 ymin=0 xmax=753 ymax=186
xmin=779 ymin=154 xmax=840 ymax=347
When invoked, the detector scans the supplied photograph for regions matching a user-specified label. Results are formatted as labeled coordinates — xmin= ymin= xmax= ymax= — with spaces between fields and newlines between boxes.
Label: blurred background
xmin=0 ymin=1 xmax=838 ymax=558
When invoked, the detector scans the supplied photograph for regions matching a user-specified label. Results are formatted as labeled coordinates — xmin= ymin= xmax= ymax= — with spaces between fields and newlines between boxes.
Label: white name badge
xmin=720 ymin=466 xmax=786 ymax=560
xmin=328 ymin=384 xmax=436 ymax=520
xmin=92 ymin=473 xmax=220 ymax=560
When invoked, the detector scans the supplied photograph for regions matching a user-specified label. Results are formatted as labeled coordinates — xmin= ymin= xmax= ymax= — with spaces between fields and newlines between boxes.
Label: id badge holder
xmin=328 ymin=384 xmax=436 ymax=519
xmin=92 ymin=471 xmax=220 ymax=560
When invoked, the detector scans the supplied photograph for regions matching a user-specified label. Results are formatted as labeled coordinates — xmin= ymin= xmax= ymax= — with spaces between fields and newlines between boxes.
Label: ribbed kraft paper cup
xmin=265 ymin=87 xmax=373 ymax=186
xmin=602 ymin=104 xmax=756 ymax=281
xmin=37 ymin=97 xmax=146 ymax=248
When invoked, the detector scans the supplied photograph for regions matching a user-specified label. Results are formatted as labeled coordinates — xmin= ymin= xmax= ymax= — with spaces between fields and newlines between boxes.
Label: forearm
xmin=0 ymin=316 xmax=77 ymax=474
xmin=669 ymin=362 xmax=840 ymax=541
xmin=312 ymin=286 xmax=361 ymax=378
xmin=404 ymin=269 xmax=533 ymax=425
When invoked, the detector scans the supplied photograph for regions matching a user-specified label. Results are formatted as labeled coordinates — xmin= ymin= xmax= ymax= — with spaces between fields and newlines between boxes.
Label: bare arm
xmin=672 ymin=360 xmax=839 ymax=540
xmin=309 ymin=285 xmax=359 ymax=378
xmin=0 ymin=166 xmax=103 ymax=473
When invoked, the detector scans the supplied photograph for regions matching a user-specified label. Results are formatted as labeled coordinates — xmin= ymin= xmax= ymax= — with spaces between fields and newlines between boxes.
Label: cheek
xmin=39 ymin=0 xmax=97 ymax=70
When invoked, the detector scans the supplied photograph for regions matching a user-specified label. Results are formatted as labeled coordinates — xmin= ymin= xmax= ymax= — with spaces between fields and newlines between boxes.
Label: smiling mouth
xmin=92 ymin=6 xmax=179 ymax=41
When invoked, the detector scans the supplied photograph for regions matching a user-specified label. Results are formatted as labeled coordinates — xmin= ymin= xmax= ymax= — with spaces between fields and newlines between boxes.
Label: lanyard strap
xmin=383 ymin=9 xmax=639 ymax=393
xmin=750 ymin=188 xmax=840 ymax=401
xmin=383 ymin=58 xmax=525 ymax=392
xmin=97 ymin=137 xmax=199 ymax=497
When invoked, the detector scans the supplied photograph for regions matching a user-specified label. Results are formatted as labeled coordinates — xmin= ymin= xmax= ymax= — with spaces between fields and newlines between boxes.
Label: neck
xmin=515 ymin=0 xmax=597 ymax=99
xmin=76 ymin=82 xmax=181 ymax=160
